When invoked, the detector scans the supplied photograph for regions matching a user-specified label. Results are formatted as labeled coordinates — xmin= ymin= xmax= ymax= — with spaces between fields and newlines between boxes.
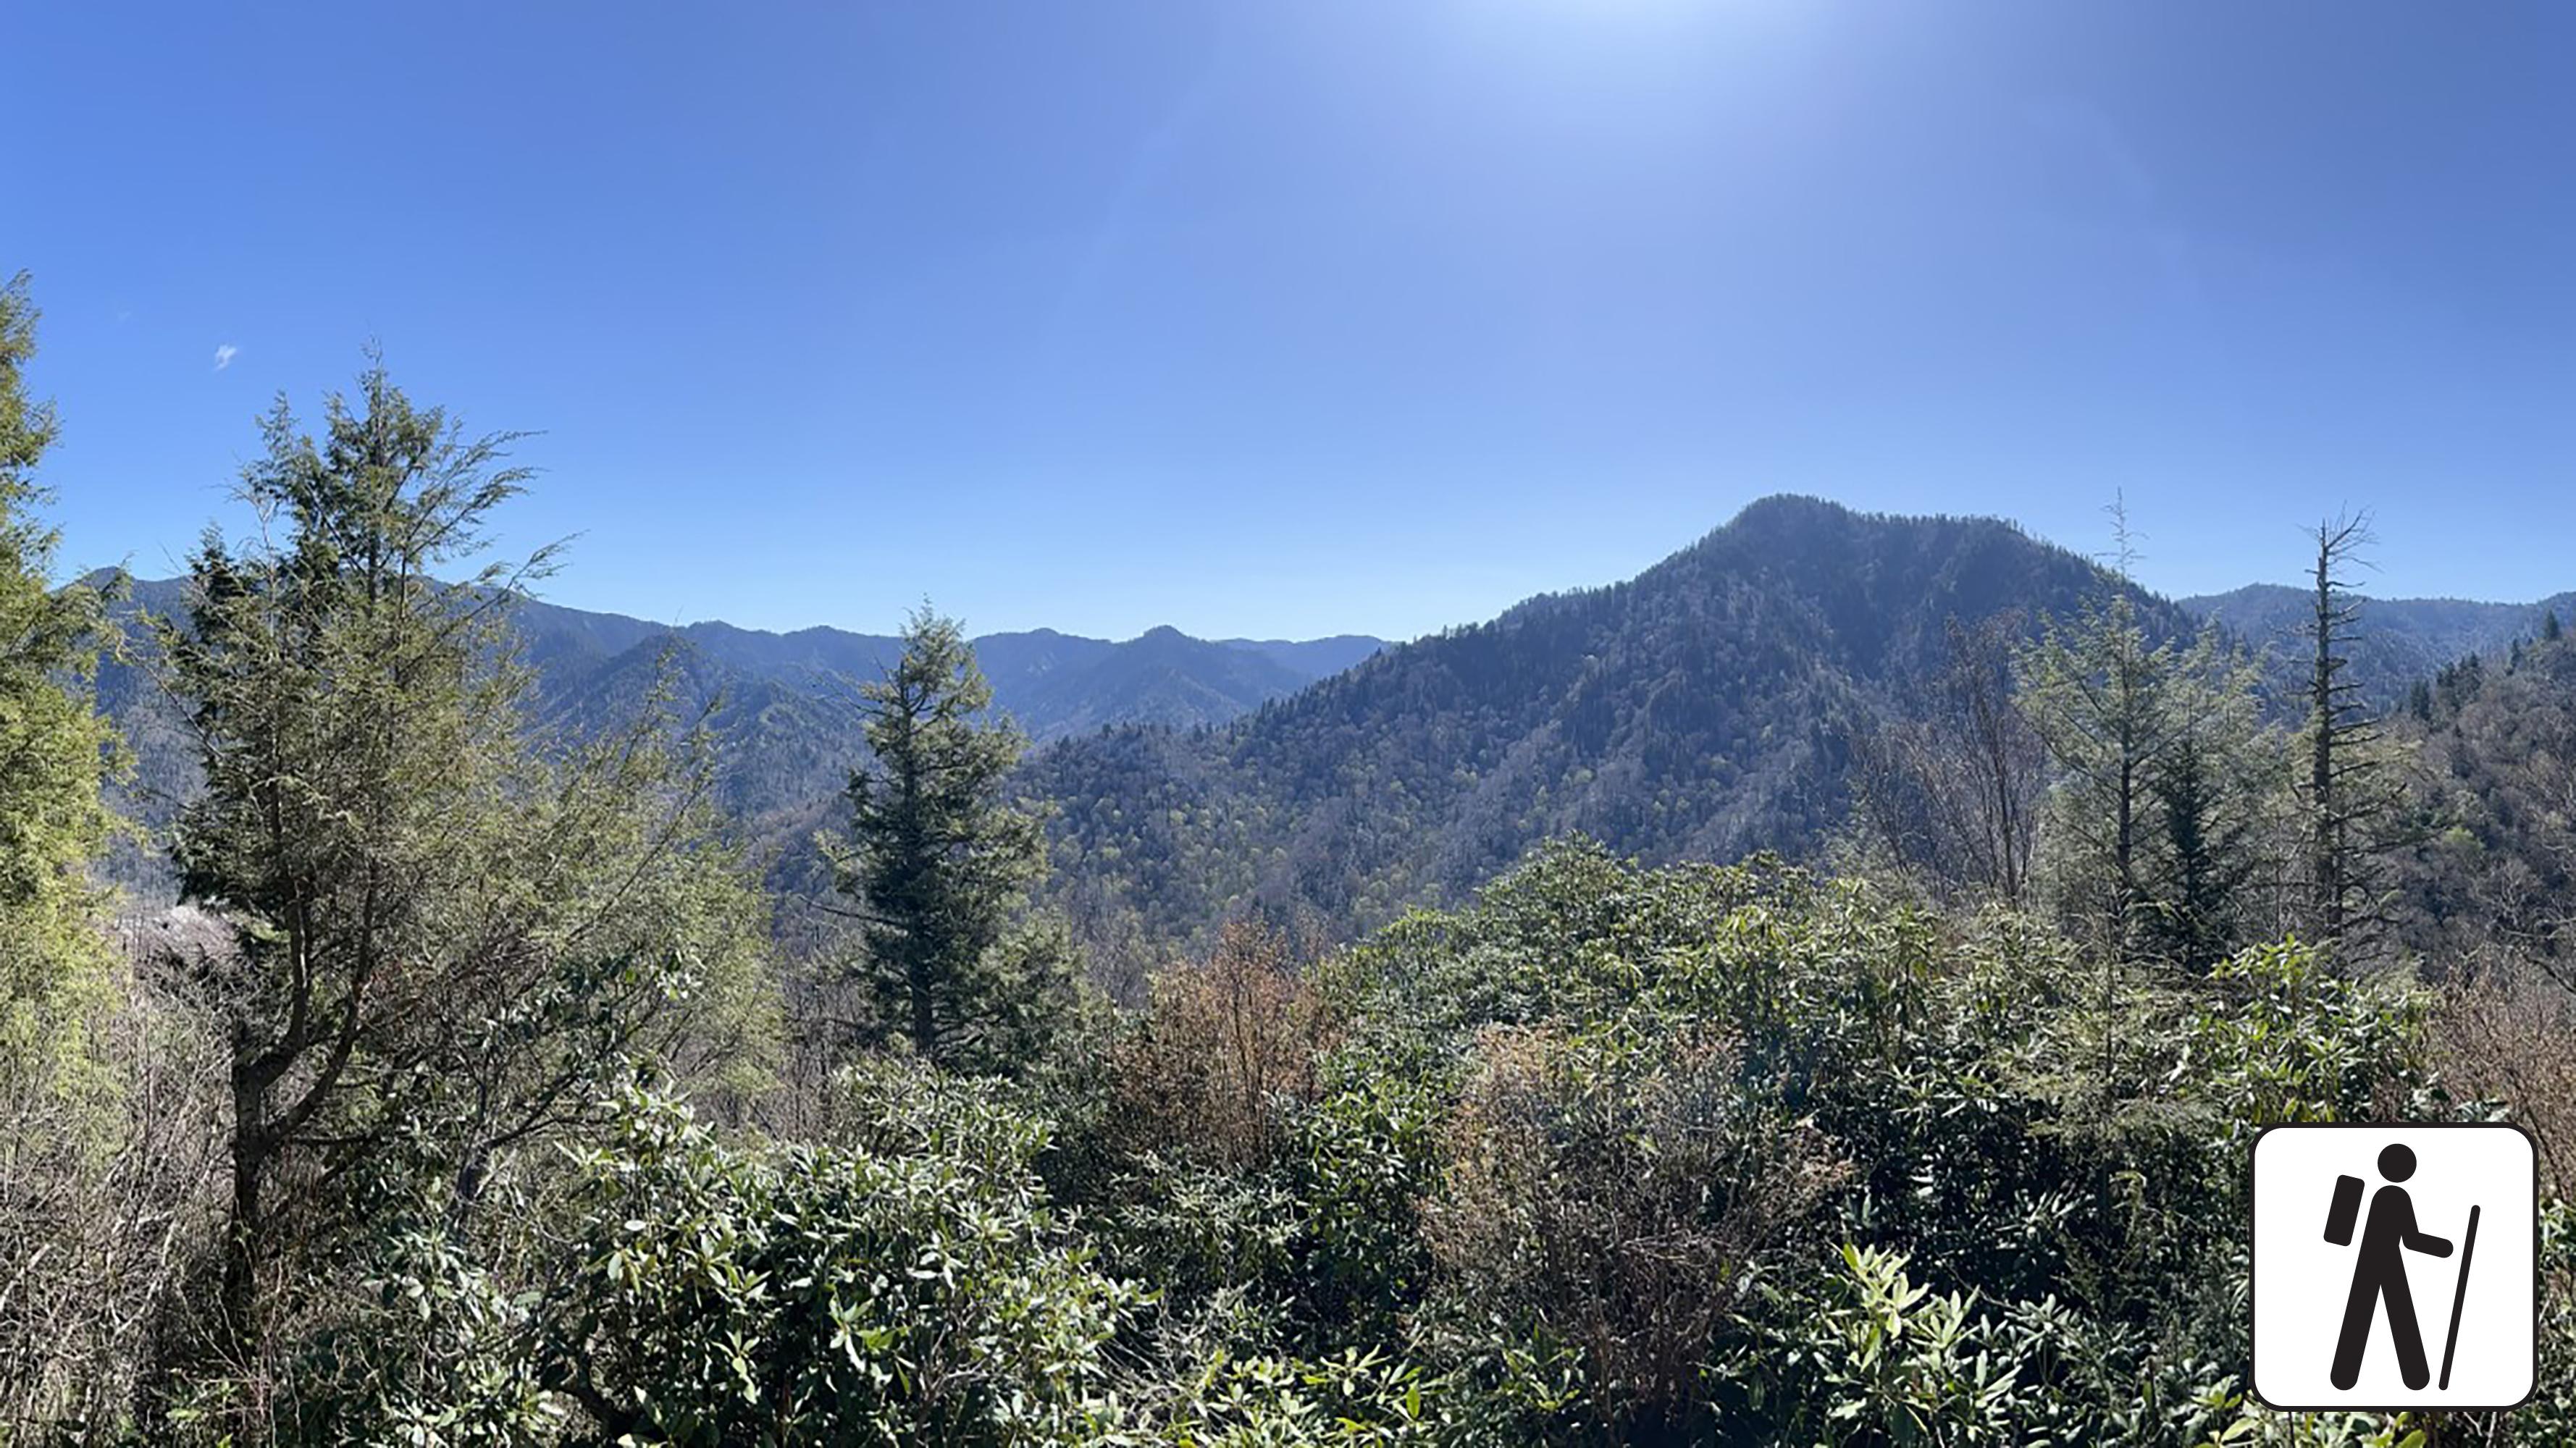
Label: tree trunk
xmin=2310 ymin=539 xmax=2343 ymax=943
xmin=910 ymin=951 xmax=938 ymax=1064
xmin=222 ymin=1051 xmax=269 ymax=1352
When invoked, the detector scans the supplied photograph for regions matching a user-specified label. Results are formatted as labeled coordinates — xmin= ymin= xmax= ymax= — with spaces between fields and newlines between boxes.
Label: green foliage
xmin=1143 ymin=1340 xmax=1447 ymax=1447
xmin=40 ymin=807 xmax=2576 ymax=1445
xmin=1078 ymin=841 xmax=2546 ymax=1445
xmin=826 ymin=608 xmax=1072 ymax=1073
xmin=2144 ymin=724 xmax=2268 ymax=972
xmin=2397 ymin=631 xmax=2576 ymax=980
xmin=189 ymin=1067 xmax=1141 ymax=1447
xmin=0 ymin=271 xmax=122 ymax=1088
xmin=2186 ymin=940 xmax=2439 ymax=1129
xmin=0 ymin=272 xmax=152 ymax=1434
xmin=1739 ymin=1242 xmax=2021 ymax=1446
xmin=22 ymin=362 xmax=2576 ymax=1444
xmin=353 ymin=845 xmax=2537 ymax=1447
xmin=2020 ymin=584 xmax=2277 ymax=971
xmin=540 ymin=1070 xmax=1137 ymax=1445
xmin=159 ymin=358 xmax=776 ymax=1396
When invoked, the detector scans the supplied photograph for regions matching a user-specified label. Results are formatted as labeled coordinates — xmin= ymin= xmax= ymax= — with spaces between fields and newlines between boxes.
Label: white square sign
xmin=2252 ymin=1123 xmax=2536 ymax=1411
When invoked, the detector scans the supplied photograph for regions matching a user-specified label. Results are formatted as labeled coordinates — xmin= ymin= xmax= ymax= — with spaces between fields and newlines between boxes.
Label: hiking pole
xmin=2438 ymin=1203 xmax=2482 ymax=1391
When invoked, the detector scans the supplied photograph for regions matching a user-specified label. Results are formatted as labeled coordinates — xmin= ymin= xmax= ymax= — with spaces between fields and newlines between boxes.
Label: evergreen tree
xmin=2024 ymin=602 xmax=2273 ymax=972
xmin=165 ymin=358 xmax=765 ymax=1358
xmin=2547 ymin=609 xmax=2564 ymax=643
xmin=0 ymin=274 xmax=139 ymax=1427
xmin=0 ymin=272 xmax=121 ymax=1087
xmin=828 ymin=608 xmax=1069 ymax=1072
xmin=2141 ymin=685 xmax=2273 ymax=972
xmin=2018 ymin=518 xmax=2175 ymax=961
xmin=2017 ymin=506 xmax=2183 ymax=1123
xmin=2436 ymin=652 xmax=2489 ymax=715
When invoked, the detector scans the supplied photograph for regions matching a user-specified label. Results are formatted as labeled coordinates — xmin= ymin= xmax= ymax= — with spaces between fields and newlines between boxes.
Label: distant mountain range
xmin=492 ymin=589 xmax=1385 ymax=745
xmin=88 ymin=572 xmax=1383 ymax=898
xmin=85 ymin=502 xmax=2567 ymax=949
xmin=2179 ymin=584 xmax=2575 ymax=708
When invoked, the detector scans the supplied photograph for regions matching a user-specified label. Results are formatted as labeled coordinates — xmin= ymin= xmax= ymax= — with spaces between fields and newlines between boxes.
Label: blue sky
xmin=12 ymin=1 xmax=2575 ymax=641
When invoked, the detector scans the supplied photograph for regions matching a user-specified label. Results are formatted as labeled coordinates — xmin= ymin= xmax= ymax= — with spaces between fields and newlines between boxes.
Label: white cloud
xmin=213 ymin=344 xmax=238 ymax=371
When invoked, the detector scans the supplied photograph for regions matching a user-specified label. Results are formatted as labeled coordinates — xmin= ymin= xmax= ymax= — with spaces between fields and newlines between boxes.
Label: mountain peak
xmin=1026 ymin=502 xmax=2190 ymax=947
xmin=1730 ymin=492 xmax=1851 ymax=526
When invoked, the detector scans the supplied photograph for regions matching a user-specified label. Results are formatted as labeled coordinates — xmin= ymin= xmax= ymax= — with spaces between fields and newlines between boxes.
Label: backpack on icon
xmin=2325 ymin=1173 xmax=2366 ymax=1246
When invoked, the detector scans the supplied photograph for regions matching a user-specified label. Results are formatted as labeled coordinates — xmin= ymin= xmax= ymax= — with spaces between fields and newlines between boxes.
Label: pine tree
xmin=2141 ymin=666 xmax=2273 ymax=972
xmin=2546 ymin=609 xmax=2564 ymax=643
xmin=0 ymin=273 xmax=121 ymax=1089
xmin=0 ymin=272 xmax=169 ymax=1444
xmin=2019 ymin=512 xmax=2176 ymax=961
xmin=827 ymin=609 xmax=1070 ymax=1072
xmin=165 ymin=358 xmax=765 ymax=1355
xmin=2018 ymin=502 xmax=2191 ymax=1129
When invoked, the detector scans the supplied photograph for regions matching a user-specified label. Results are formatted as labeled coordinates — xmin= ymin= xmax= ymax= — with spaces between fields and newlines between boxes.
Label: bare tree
xmin=2299 ymin=513 xmax=2401 ymax=959
xmin=1850 ymin=614 xmax=2044 ymax=905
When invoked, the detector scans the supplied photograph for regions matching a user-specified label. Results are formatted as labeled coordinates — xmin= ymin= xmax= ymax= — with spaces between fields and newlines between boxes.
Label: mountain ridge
xmin=87 ymin=571 xmax=1385 ymax=901
xmin=79 ymin=500 xmax=2569 ymax=938
xmin=1028 ymin=495 xmax=2575 ymax=964
xmin=94 ymin=571 xmax=1388 ymax=742
xmin=2179 ymin=582 xmax=2576 ymax=708
xmin=1028 ymin=496 xmax=2189 ymax=956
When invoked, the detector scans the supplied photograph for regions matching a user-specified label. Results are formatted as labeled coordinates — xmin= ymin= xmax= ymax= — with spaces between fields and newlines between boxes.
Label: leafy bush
xmin=80 ymin=837 xmax=2576 ymax=1443
xmin=540 ymin=1069 xmax=1138 ymax=1445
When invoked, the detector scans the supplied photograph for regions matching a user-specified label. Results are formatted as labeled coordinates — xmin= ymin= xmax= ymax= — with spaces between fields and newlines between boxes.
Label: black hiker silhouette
xmin=2330 ymin=1143 xmax=2454 ymax=1390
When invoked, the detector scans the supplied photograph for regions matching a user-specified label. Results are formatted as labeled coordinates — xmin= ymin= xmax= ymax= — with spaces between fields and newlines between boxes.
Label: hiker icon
xmin=2251 ymin=1123 xmax=2534 ymax=1410
xmin=2324 ymin=1142 xmax=2480 ymax=1392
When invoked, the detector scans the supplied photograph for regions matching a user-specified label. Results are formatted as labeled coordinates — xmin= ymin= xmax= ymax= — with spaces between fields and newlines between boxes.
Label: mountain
xmin=89 ymin=503 xmax=2566 ymax=944
xmin=1010 ymin=626 xmax=1317 ymax=739
xmin=1216 ymin=636 xmax=1388 ymax=679
xmin=1027 ymin=495 xmax=2201 ymax=957
xmin=498 ymin=595 xmax=1379 ymax=744
xmin=88 ymin=573 xmax=1383 ymax=901
xmin=2181 ymin=584 xmax=2576 ymax=709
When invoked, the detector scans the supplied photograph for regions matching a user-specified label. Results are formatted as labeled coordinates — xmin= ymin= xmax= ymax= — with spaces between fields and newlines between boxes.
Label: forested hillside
xmin=1031 ymin=496 xmax=2201 ymax=955
xmin=2184 ymin=582 xmax=2576 ymax=711
xmin=2396 ymin=623 xmax=2576 ymax=980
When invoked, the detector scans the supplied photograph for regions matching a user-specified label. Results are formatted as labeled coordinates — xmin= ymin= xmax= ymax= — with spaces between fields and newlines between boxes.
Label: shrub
xmin=537 ymin=1070 xmax=1139 ymax=1445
